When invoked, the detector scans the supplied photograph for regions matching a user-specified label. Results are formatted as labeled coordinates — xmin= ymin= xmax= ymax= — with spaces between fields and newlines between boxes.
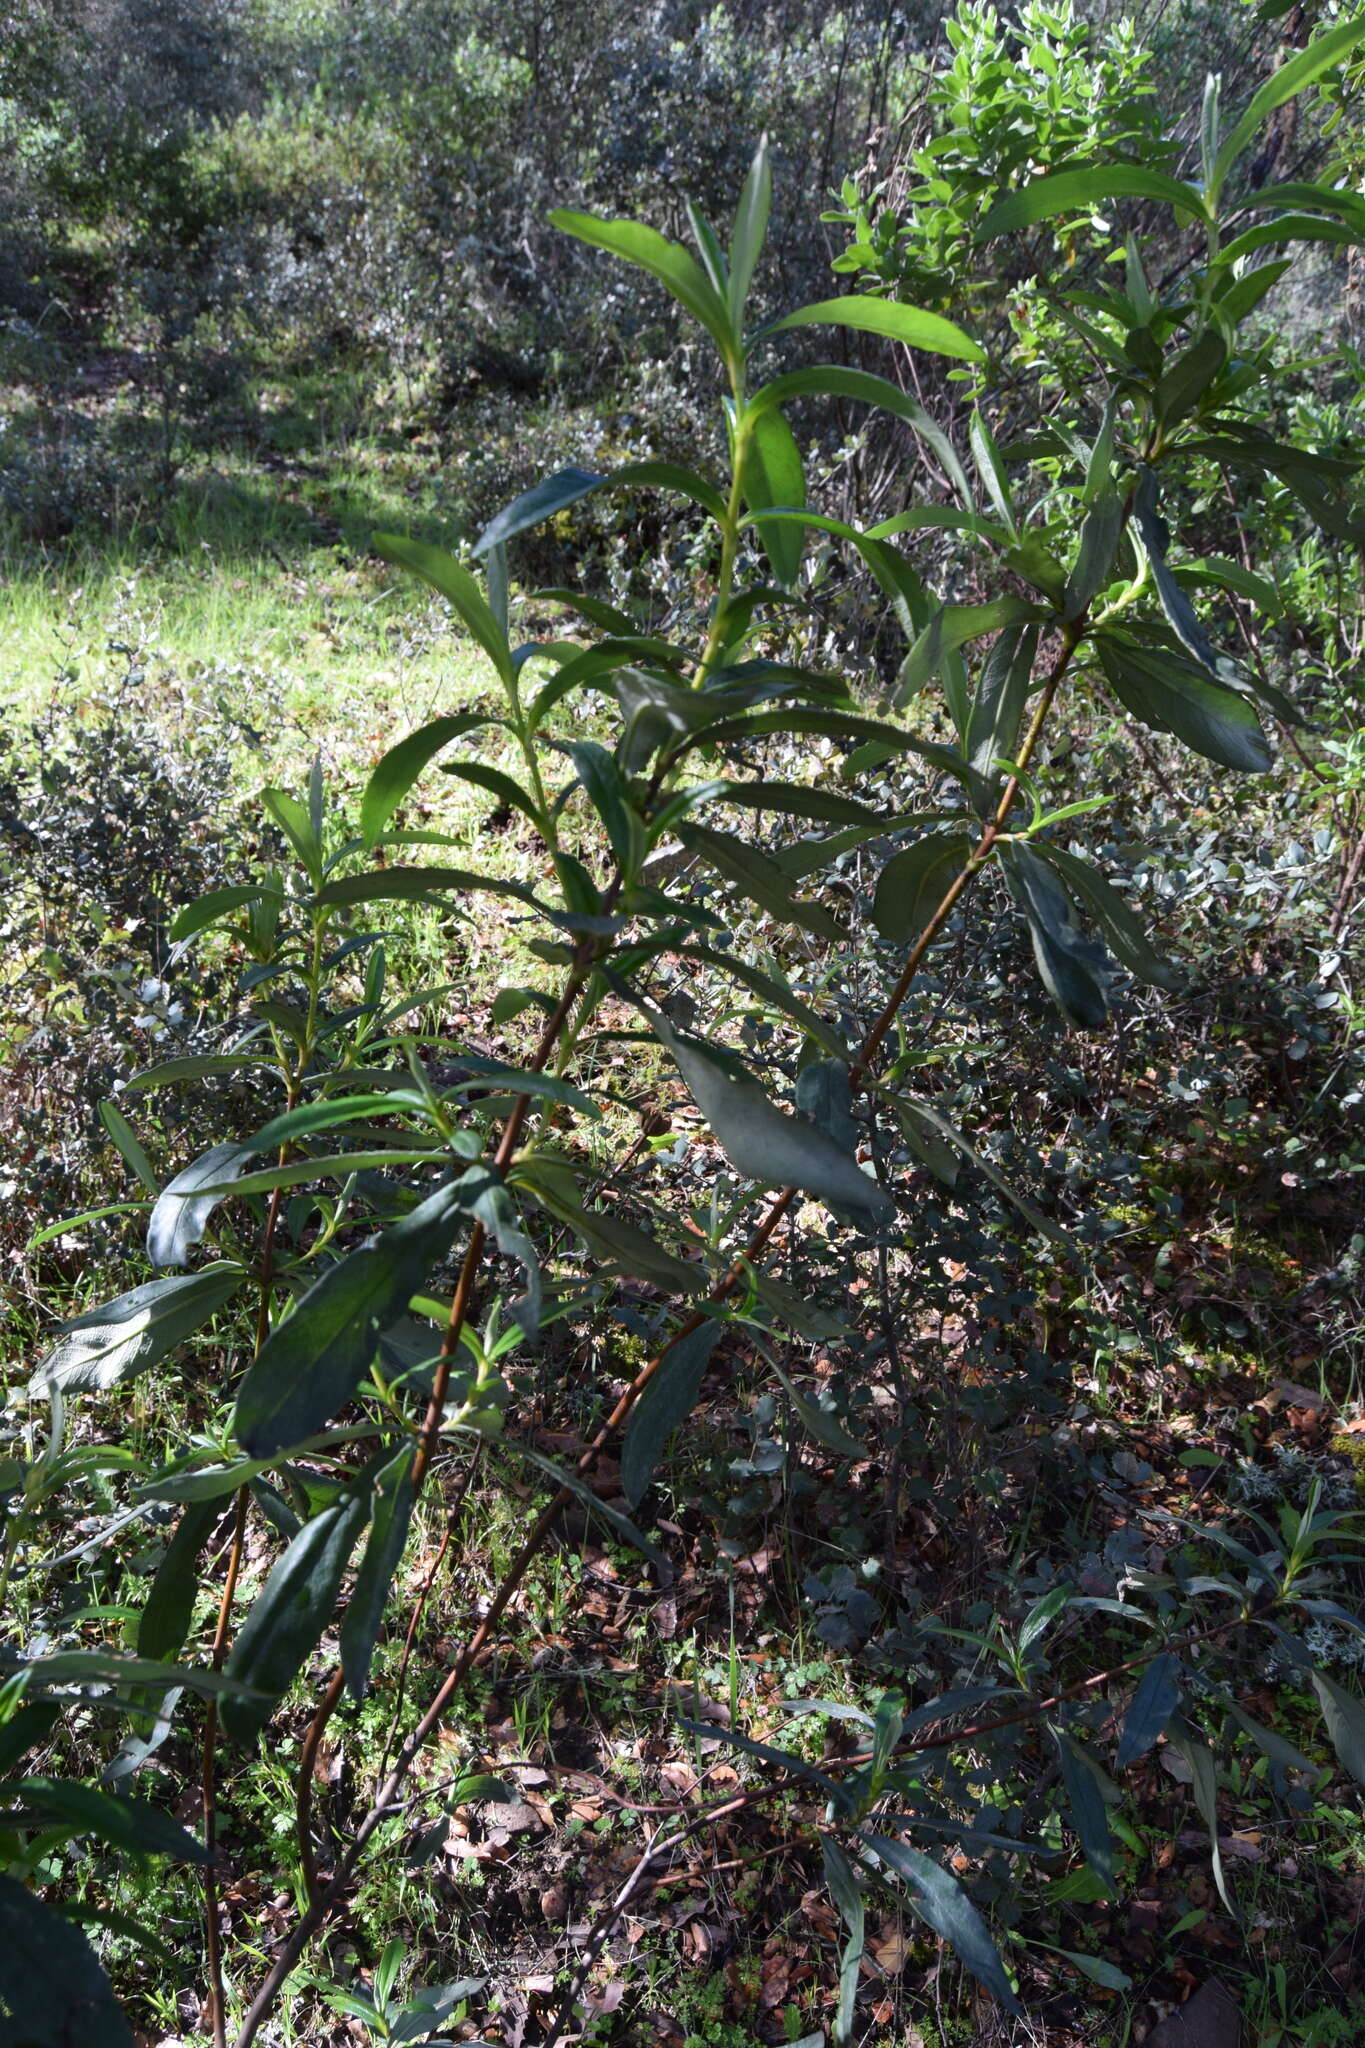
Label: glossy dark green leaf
xmin=221 ymin=1479 xmax=374 ymax=1742
xmin=1115 ymin=1652 xmax=1181 ymax=1769
xmin=136 ymin=1498 xmax=217 ymax=1663
xmin=1155 ymin=330 xmax=1227 ymax=430
xmin=361 ymin=715 xmax=494 ymax=847
xmin=0 ymin=1777 xmax=211 ymax=1861
xmin=1167 ymin=1720 xmax=1232 ymax=1914
xmin=473 ymin=466 xmax=605 ymax=555
xmin=1096 ymin=634 xmax=1272 ymax=773
xmin=678 ymin=945 xmax=848 ymax=1059
xmin=611 ymin=460 xmax=728 ymax=525
xmin=1000 ymin=844 xmax=1110 ymax=1028
xmin=568 ymin=740 xmax=636 ymax=868
xmin=640 ymin=996 xmax=893 ymax=1221
xmin=872 ymin=829 xmax=973 ymax=946
xmin=978 ymin=166 xmax=1209 ymax=240
xmin=771 ymin=296 xmax=984 ymax=364
xmin=621 ymin=1322 xmax=722 ymax=1507
xmin=0 ymin=1703 xmax=59 ymax=1778
xmin=123 ymin=1053 xmax=281 ymax=1092
xmin=1211 ymin=17 xmax=1365 ymax=196
xmin=969 ymin=408 xmax=1017 ymax=538
xmin=1133 ymin=467 xmax=1231 ymax=679
xmin=771 ymin=1362 xmax=867 ymax=1459
xmin=864 ymin=1832 xmax=1022 ymax=2016
xmin=741 ymin=404 xmax=805 ymax=590
xmin=463 ymin=1169 xmax=542 ymax=1339
xmin=233 ymin=1180 xmax=471 ymax=1458
xmin=507 ymin=1439 xmax=667 ymax=1569
xmin=262 ymin=787 xmax=322 ymax=883
xmin=521 ymin=1169 xmax=707 ymax=1295
xmin=444 ymin=760 xmax=545 ymax=832
xmin=316 ymin=864 xmax=538 ymax=914
xmin=1312 ymin=1671 xmax=1365 ymax=1785
xmin=822 ymin=1834 xmax=865 ymax=2046
xmin=965 ymin=621 xmax=1040 ymax=778
xmin=679 ymin=822 xmax=845 ymax=941
xmin=374 ymin=533 xmax=514 ymax=686
xmin=751 ymin=363 xmax=976 ymax=505
xmin=728 ymin=132 xmax=770 ymax=326
xmin=1225 ymin=1701 xmax=1313 ymax=1774
xmin=717 ymin=780 xmax=882 ymax=827
xmin=549 ymin=210 xmax=736 ymax=361
xmin=1054 ymin=1730 xmax=1116 ymax=1892
xmin=169 ymin=884 xmax=286 ymax=945
xmin=340 ymin=1442 xmax=416 ymax=1702
xmin=1033 ymin=842 xmax=1177 ymax=989
xmin=98 ymin=1099 xmax=160 ymax=1194
xmin=10 ymin=1650 xmax=247 ymax=1699
xmin=0 ymin=1873 xmax=134 ymax=2048
xmin=31 ymin=1266 xmax=247 ymax=1396
xmin=1064 ymin=493 xmax=1123 ymax=623
xmin=147 ymin=1142 xmax=255 ymax=1269
xmin=896 ymin=599 xmax=1044 ymax=709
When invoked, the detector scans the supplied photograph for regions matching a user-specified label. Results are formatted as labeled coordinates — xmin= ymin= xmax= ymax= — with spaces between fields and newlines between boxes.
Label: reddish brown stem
xmin=239 ymin=610 xmax=1093 ymax=2047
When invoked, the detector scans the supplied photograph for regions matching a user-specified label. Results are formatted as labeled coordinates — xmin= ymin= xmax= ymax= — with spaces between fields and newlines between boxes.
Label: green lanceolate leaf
xmin=678 ymin=822 xmax=844 ymax=941
xmin=728 ymin=132 xmax=770 ymax=326
xmin=0 ymin=1778 xmax=210 ymax=1863
xmin=678 ymin=945 xmax=848 ymax=1060
xmin=462 ymin=1168 xmax=542 ymax=1339
xmin=1132 ymin=468 xmax=1231 ymax=679
xmin=221 ymin=1474 xmax=375 ymax=1741
xmin=1032 ymin=841 xmax=1177 ymax=989
xmin=506 ymin=1439 xmax=666 ymax=1570
xmin=147 ymin=1142 xmax=256 ymax=1269
xmin=136 ymin=1498 xmax=218 ymax=1663
xmin=1155 ymin=330 xmax=1227 ymax=431
xmin=740 ymin=403 xmax=805 ymax=590
xmin=0 ymin=1873 xmax=135 ymax=2048
xmin=549 ymin=210 xmax=736 ymax=363
xmin=896 ymin=599 xmax=1044 ymax=710
xmin=872 ymin=829 xmax=974 ymax=947
xmin=233 ymin=1179 xmax=473 ymax=1458
xmin=716 ymin=780 xmax=883 ymax=828
xmin=978 ymin=166 xmax=1210 ymax=241
xmin=621 ymin=1321 xmax=722 ymax=1507
xmin=1167 ymin=1719 xmax=1233 ymax=1916
xmin=1115 ymin=1653 xmax=1181 ymax=1768
xmin=1312 ymin=1671 xmax=1365 ymax=1785
xmin=749 ymin=366 xmax=973 ymax=510
xmin=568 ymin=740 xmax=637 ymax=868
xmin=98 ymin=1099 xmax=160 ymax=1194
xmin=31 ymin=1266 xmax=247 ymax=1397
xmin=374 ymin=533 xmax=514 ymax=687
xmin=965 ymin=621 xmax=1041 ymax=782
xmin=340 ymin=1442 xmax=416 ymax=1702
xmin=637 ymin=994 xmax=893 ymax=1222
xmin=969 ymin=408 xmax=1017 ymax=539
xmin=822 ymin=1834 xmax=865 ymax=2046
xmin=474 ymin=466 xmax=605 ymax=555
xmin=316 ymin=864 xmax=538 ymax=914
xmin=518 ymin=1161 xmax=707 ymax=1295
xmin=1000 ymin=844 xmax=1110 ymax=1029
xmin=1096 ymin=633 xmax=1272 ymax=773
xmin=864 ymin=1833 xmax=1023 ymax=2017
xmin=1064 ymin=493 xmax=1123 ymax=623
xmin=611 ymin=460 xmax=728 ymax=525
xmin=1053 ymin=1729 xmax=1116 ymax=1893
xmin=361 ymin=715 xmax=495 ymax=847
xmin=170 ymin=884 xmax=286 ymax=946
xmin=1211 ymin=17 xmax=1365 ymax=201
xmin=262 ymin=787 xmax=323 ymax=884
xmin=769 ymin=295 xmax=984 ymax=364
